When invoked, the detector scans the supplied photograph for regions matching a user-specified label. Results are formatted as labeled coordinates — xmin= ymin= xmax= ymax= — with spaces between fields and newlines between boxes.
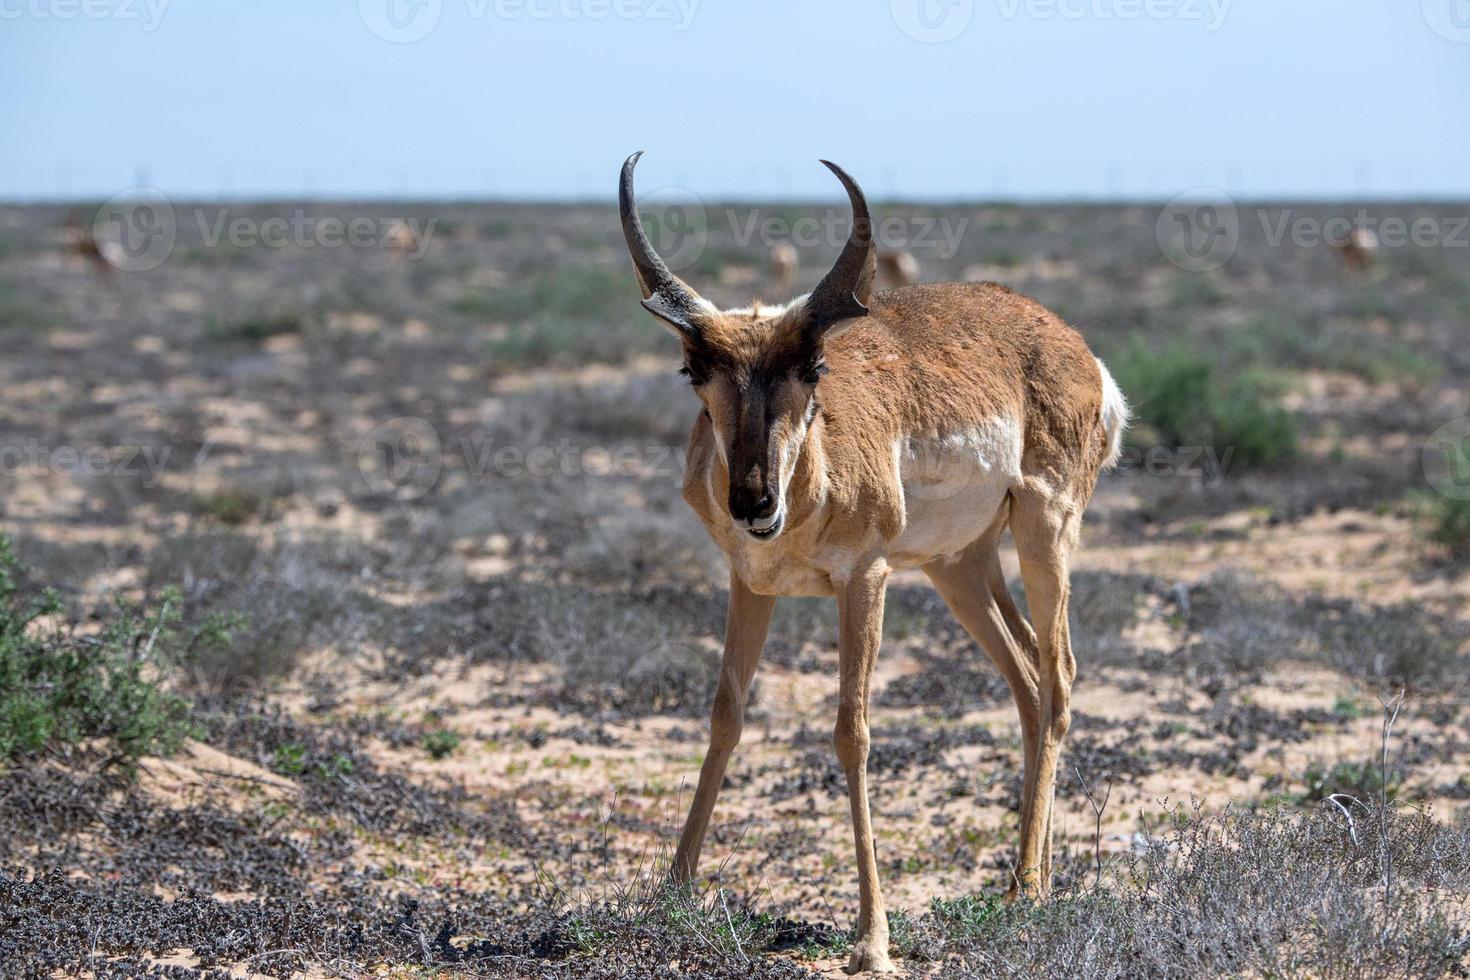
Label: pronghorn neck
xmin=780 ymin=400 xmax=829 ymax=530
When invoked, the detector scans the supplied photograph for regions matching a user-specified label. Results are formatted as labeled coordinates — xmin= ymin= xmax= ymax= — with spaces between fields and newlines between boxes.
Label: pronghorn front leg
xmin=671 ymin=572 xmax=775 ymax=884
xmin=834 ymin=557 xmax=895 ymax=974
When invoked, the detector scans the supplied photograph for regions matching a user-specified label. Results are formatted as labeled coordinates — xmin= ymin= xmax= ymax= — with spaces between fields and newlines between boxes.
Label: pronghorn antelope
xmin=619 ymin=152 xmax=1127 ymax=974
xmin=383 ymin=218 xmax=421 ymax=259
xmin=62 ymin=212 xmax=116 ymax=275
xmin=1331 ymin=225 xmax=1378 ymax=273
xmin=768 ymin=241 xmax=798 ymax=295
xmin=876 ymin=248 xmax=921 ymax=289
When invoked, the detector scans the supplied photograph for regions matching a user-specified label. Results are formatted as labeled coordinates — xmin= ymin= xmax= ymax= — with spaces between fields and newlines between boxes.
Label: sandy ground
xmin=2 ymin=200 xmax=1468 ymax=974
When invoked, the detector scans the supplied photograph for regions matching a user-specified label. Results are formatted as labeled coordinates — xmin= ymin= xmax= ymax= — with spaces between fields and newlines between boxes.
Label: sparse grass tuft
xmin=203 ymin=313 xmax=303 ymax=343
xmin=473 ymin=579 xmax=726 ymax=716
xmin=1230 ymin=313 xmax=1441 ymax=386
xmin=454 ymin=264 xmax=634 ymax=324
xmin=1333 ymin=694 xmax=1369 ymax=720
xmin=1185 ymin=572 xmax=1467 ymax=690
xmin=1167 ymin=271 xmax=1228 ymax=308
xmin=456 ymin=264 xmax=662 ymax=369
xmin=885 ymin=803 xmax=1470 ymax=977
xmin=0 ymin=275 xmax=51 ymax=330
xmin=191 ymin=486 xmax=272 ymax=526
xmin=146 ymin=532 xmax=364 ymax=695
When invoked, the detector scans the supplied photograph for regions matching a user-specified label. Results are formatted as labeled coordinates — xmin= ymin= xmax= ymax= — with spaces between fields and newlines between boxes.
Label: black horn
xmin=804 ymin=160 xmax=877 ymax=334
xmin=619 ymin=151 xmax=707 ymax=337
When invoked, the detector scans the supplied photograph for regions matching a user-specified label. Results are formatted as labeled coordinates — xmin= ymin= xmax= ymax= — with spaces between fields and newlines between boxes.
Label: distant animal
xmin=877 ymin=248 xmax=920 ymax=288
xmin=1331 ymin=226 xmax=1377 ymax=273
xmin=618 ymin=152 xmax=1127 ymax=974
xmin=62 ymin=212 xmax=116 ymax=274
xmin=384 ymin=218 xmax=420 ymax=259
xmin=768 ymin=242 xmax=798 ymax=294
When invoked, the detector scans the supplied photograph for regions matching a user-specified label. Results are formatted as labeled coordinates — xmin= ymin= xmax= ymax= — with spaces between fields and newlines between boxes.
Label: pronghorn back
xmin=815 ymin=281 xmax=1119 ymax=536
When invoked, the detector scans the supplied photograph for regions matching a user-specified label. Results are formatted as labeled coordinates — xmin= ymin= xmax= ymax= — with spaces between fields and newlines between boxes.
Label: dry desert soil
xmin=1 ymin=199 xmax=1469 ymax=977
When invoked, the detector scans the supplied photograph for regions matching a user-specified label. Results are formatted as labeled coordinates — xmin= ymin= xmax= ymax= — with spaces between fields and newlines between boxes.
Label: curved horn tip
xmin=621 ymin=152 xmax=646 ymax=185
xmin=817 ymin=159 xmax=851 ymax=179
xmin=816 ymin=160 xmax=869 ymax=207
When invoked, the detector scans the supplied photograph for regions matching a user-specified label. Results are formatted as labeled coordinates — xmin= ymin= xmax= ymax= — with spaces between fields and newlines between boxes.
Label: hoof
xmin=846 ymin=937 xmax=895 ymax=974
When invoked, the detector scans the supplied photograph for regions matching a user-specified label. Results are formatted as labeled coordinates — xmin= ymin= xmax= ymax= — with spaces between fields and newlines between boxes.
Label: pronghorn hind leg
xmin=1007 ymin=489 xmax=1082 ymax=897
xmin=924 ymin=523 xmax=1043 ymax=900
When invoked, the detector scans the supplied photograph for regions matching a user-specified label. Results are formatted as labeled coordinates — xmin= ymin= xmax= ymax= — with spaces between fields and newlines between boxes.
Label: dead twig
xmin=1377 ymin=689 xmax=1405 ymax=902
xmin=1323 ymin=794 xmax=1362 ymax=847
xmin=1075 ymin=765 xmax=1114 ymax=891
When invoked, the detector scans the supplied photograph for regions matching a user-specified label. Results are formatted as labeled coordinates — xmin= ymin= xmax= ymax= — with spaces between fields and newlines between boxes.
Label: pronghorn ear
xmin=814 ymin=312 xmax=863 ymax=342
xmin=640 ymin=294 xmax=705 ymax=341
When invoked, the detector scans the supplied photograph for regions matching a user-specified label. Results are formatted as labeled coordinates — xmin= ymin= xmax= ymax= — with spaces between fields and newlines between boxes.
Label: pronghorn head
xmin=619 ymin=152 xmax=876 ymax=541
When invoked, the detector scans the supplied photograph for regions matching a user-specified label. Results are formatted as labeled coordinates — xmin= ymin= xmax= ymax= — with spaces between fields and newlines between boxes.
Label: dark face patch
xmin=684 ymin=326 xmax=825 ymax=525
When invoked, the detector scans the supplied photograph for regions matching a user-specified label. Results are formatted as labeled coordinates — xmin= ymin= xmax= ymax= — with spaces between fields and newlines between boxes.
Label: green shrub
xmin=927 ymin=894 xmax=1006 ymax=936
xmin=202 ymin=313 xmax=302 ymax=343
xmin=1331 ymin=695 xmax=1368 ymax=720
xmin=1300 ymin=760 xmax=1400 ymax=804
xmin=0 ymin=536 xmax=196 ymax=765
xmin=1429 ymin=495 xmax=1470 ymax=555
xmin=191 ymin=486 xmax=271 ymax=526
xmin=1112 ymin=340 xmax=1297 ymax=468
xmin=1424 ymin=437 xmax=1470 ymax=555
xmin=422 ymin=728 xmax=461 ymax=759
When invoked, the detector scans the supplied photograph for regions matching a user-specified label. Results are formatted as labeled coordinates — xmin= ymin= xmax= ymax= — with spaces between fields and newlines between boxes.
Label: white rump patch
xmin=1096 ymin=357 xmax=1129 ymax=470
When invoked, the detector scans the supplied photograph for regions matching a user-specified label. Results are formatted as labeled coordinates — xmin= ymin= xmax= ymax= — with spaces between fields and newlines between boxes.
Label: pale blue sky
xmin=3 ymin=0 xmax=1467 ymax=201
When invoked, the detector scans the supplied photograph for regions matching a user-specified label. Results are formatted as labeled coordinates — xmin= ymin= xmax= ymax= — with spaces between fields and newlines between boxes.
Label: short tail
xmin=1095 ymin=358 xmax=1129 ymax=470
